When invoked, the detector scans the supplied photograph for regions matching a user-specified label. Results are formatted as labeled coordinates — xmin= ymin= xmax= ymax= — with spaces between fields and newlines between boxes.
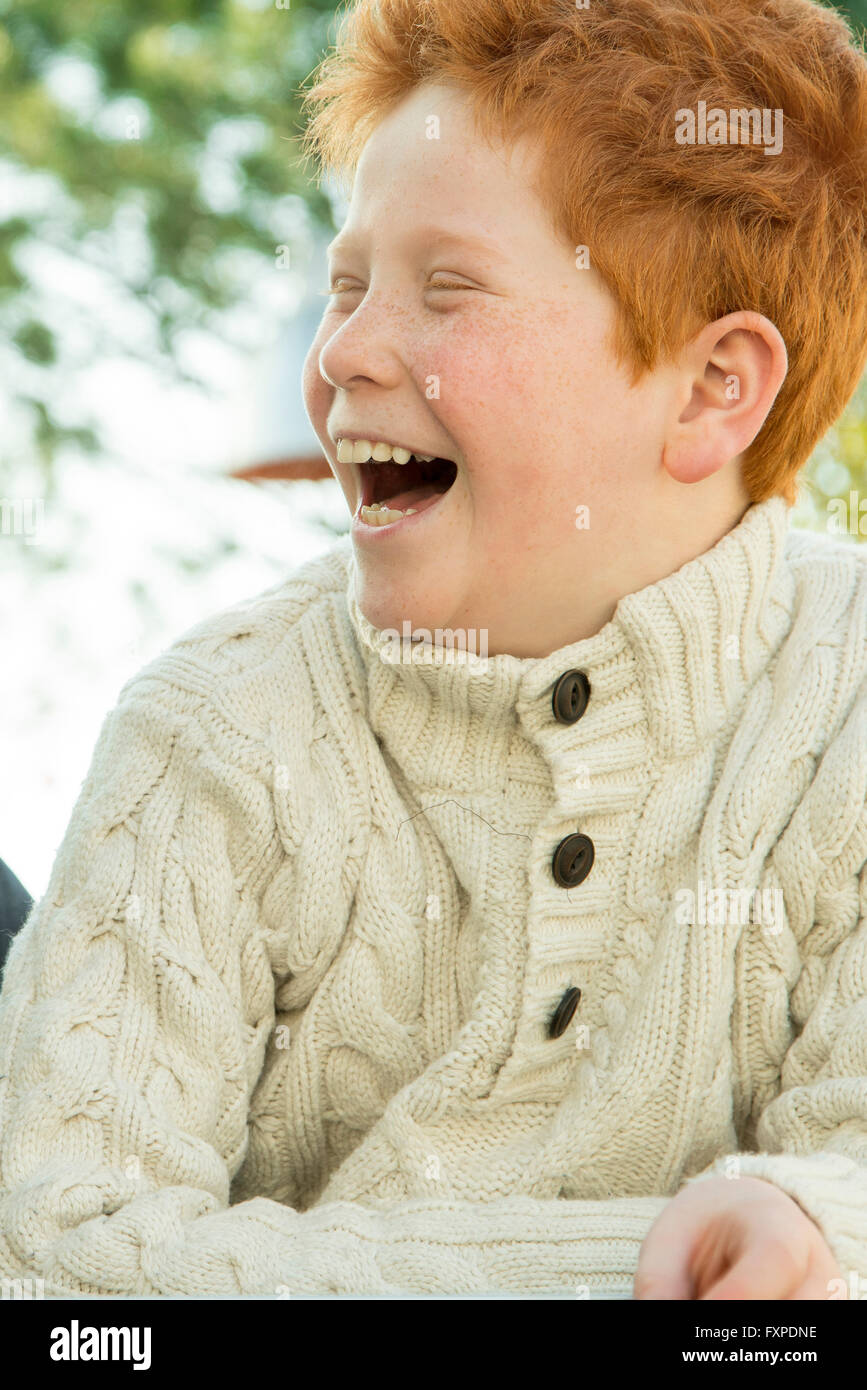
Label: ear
xmin=662 ymin=311 xmax=788 ymax=486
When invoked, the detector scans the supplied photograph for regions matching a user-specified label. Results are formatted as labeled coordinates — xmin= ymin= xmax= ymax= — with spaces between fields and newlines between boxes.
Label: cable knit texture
xmin=1 ymin=496 xmax=866 ymax=1297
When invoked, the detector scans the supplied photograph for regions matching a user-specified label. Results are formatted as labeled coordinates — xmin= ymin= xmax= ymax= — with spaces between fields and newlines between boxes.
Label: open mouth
xmin=359 ymin=454 xmax=458 ymax=513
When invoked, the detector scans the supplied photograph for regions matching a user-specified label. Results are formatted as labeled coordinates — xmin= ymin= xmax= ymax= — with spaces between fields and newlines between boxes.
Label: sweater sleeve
xmin=0 ymin=667 xmax=668 ymax=1298
xmin=683 ymin=708 xmax=867 ymax=1290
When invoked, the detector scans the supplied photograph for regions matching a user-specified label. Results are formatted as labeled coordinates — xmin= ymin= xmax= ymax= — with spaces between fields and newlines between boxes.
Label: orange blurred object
xmin=228 ymin=453 xmax=333 ymax=483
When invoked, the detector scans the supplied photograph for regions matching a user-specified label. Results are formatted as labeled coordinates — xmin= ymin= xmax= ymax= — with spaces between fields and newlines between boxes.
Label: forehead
xmin=329 ymin=82 xmax=546 ymax=258
xmin=326 ymin=222 xmax=506 ymax=261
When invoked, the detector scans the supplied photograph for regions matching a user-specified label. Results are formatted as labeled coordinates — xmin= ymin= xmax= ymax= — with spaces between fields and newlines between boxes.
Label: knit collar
xmin=344 ymin=497 xmax=795 ymax=761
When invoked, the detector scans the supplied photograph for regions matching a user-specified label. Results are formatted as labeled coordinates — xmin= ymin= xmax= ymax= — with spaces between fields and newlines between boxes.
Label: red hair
xmin=299 ymin=0 xmax=867 ymax=504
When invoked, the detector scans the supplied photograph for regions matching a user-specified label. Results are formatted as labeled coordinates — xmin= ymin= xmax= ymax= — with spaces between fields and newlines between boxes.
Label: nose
xmin=316 ymin=293 xmax=405 ymax=392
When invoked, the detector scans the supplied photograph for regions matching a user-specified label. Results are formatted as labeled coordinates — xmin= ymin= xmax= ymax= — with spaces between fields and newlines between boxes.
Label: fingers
xmin=700 ymin=1236 xmax=807 ymax=1300
xmin=634 ymin=1205 xmax=697 ymax=1299
xmin=634 ymin=1176 xmax=839 ymax=1301
xmin=785 ymin=1251 xmax=846 ymax=1301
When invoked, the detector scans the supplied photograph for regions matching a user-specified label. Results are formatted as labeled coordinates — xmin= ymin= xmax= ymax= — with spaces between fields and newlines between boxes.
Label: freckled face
xmin=302 ymin=80 xmax=666 ymax=656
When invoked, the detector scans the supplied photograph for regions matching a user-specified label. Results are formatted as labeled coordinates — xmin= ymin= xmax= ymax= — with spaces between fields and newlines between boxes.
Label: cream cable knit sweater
xmin=1 ymin=495 xmax=866 ymax=1298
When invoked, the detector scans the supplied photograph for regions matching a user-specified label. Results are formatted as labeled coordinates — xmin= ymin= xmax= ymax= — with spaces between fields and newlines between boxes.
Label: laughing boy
xmin=1 ymin=0 xmax=866 ymax=1299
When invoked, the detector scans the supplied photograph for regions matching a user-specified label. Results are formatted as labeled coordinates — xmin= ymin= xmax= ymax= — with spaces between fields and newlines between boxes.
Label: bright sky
xmin=0 ymin=169 xmax=346 ymax=900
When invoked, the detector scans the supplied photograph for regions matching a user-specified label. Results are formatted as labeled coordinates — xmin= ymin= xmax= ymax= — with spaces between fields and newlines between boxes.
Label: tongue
xmin=378 ymin=480 xmax=442 ymax=511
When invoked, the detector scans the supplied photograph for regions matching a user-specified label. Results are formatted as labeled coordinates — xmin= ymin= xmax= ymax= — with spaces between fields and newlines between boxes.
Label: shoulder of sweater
xmin=783 ymin=518 xmax=867 ymax=593
xmin=781 ymin=522 xmax=867 ymax=680
xmin=112 ymin=536 xmax=357 ymax=722
xmin=773 ymin=523 xmax=867 ymax=873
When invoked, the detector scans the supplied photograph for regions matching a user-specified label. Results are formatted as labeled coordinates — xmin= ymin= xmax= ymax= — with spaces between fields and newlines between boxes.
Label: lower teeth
xmin=360 ymin=503 xmax=418 ymax=526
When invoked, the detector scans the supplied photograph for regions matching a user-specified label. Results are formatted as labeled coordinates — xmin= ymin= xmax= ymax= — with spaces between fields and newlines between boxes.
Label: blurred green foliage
xmin=0 ymin=0 xmax=864 ymax=531
xmin=0 ymin=0 xmax=340 ymax=478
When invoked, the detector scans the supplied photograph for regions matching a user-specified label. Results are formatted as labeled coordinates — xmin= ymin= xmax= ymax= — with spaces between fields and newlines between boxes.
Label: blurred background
xmin=1 ymin=0 xmax=866 ymax=913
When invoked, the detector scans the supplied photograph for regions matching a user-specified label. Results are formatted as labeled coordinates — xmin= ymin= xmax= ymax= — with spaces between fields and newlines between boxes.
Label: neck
xmin=402 ymin=482 xmax=757 ymax=662
xmin=345 ymin=496 xmax=794 ymax=762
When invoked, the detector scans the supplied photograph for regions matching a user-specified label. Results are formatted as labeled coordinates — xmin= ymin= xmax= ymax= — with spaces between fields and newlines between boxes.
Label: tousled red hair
xmin=300 ymin=0 xmax=867 ymax=503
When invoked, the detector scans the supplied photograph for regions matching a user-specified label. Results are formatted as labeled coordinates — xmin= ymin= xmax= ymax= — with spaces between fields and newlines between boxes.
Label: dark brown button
xmin=551 ymin=670 xmax=590 ymax=724
xmin=551 ymin=832 xmax=594 ymax=887
xmin=548 ymin=985 xmax=582 ymax=1038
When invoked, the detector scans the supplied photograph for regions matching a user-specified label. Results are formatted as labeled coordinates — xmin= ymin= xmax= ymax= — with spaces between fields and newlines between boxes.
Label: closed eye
xmin=318 ymin=280 xmax=361 ymax=296
xmin=318 ymin=278 xmax=476 ymax=296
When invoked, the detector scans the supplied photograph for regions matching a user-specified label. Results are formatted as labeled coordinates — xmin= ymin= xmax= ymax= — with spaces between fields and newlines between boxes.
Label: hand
xmin=634 ymin=1174 xmax=844 ymax=1299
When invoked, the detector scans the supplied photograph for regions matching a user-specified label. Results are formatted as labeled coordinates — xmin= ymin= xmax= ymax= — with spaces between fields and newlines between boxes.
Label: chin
xmin=352 ymin=572 xmax=441 ymax=640
xmin=352 ymin=571 xmax=411 ymax=634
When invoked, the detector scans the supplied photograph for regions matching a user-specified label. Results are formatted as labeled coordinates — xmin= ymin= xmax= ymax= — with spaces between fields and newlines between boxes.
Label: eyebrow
xmin=325 ymin=227 xmax=506 ymax=260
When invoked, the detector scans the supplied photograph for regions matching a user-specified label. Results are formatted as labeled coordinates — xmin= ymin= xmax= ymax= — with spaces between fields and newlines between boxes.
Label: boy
xmin=0 ymin=0 xmax=866 ymax=1298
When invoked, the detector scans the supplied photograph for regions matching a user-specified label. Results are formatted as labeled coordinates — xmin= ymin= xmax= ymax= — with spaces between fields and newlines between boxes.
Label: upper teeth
xmin=336 ymin=438 xmax=436 ymax=465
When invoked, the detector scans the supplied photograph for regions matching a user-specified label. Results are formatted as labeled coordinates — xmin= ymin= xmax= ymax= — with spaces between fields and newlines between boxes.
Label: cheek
xmin=418 ymin=315 xmax=545 ymax=448
xmin=454 ymin=322 xmax=630 ymax=518
xmin=301 ymin=335 xmax=331 ymax=424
